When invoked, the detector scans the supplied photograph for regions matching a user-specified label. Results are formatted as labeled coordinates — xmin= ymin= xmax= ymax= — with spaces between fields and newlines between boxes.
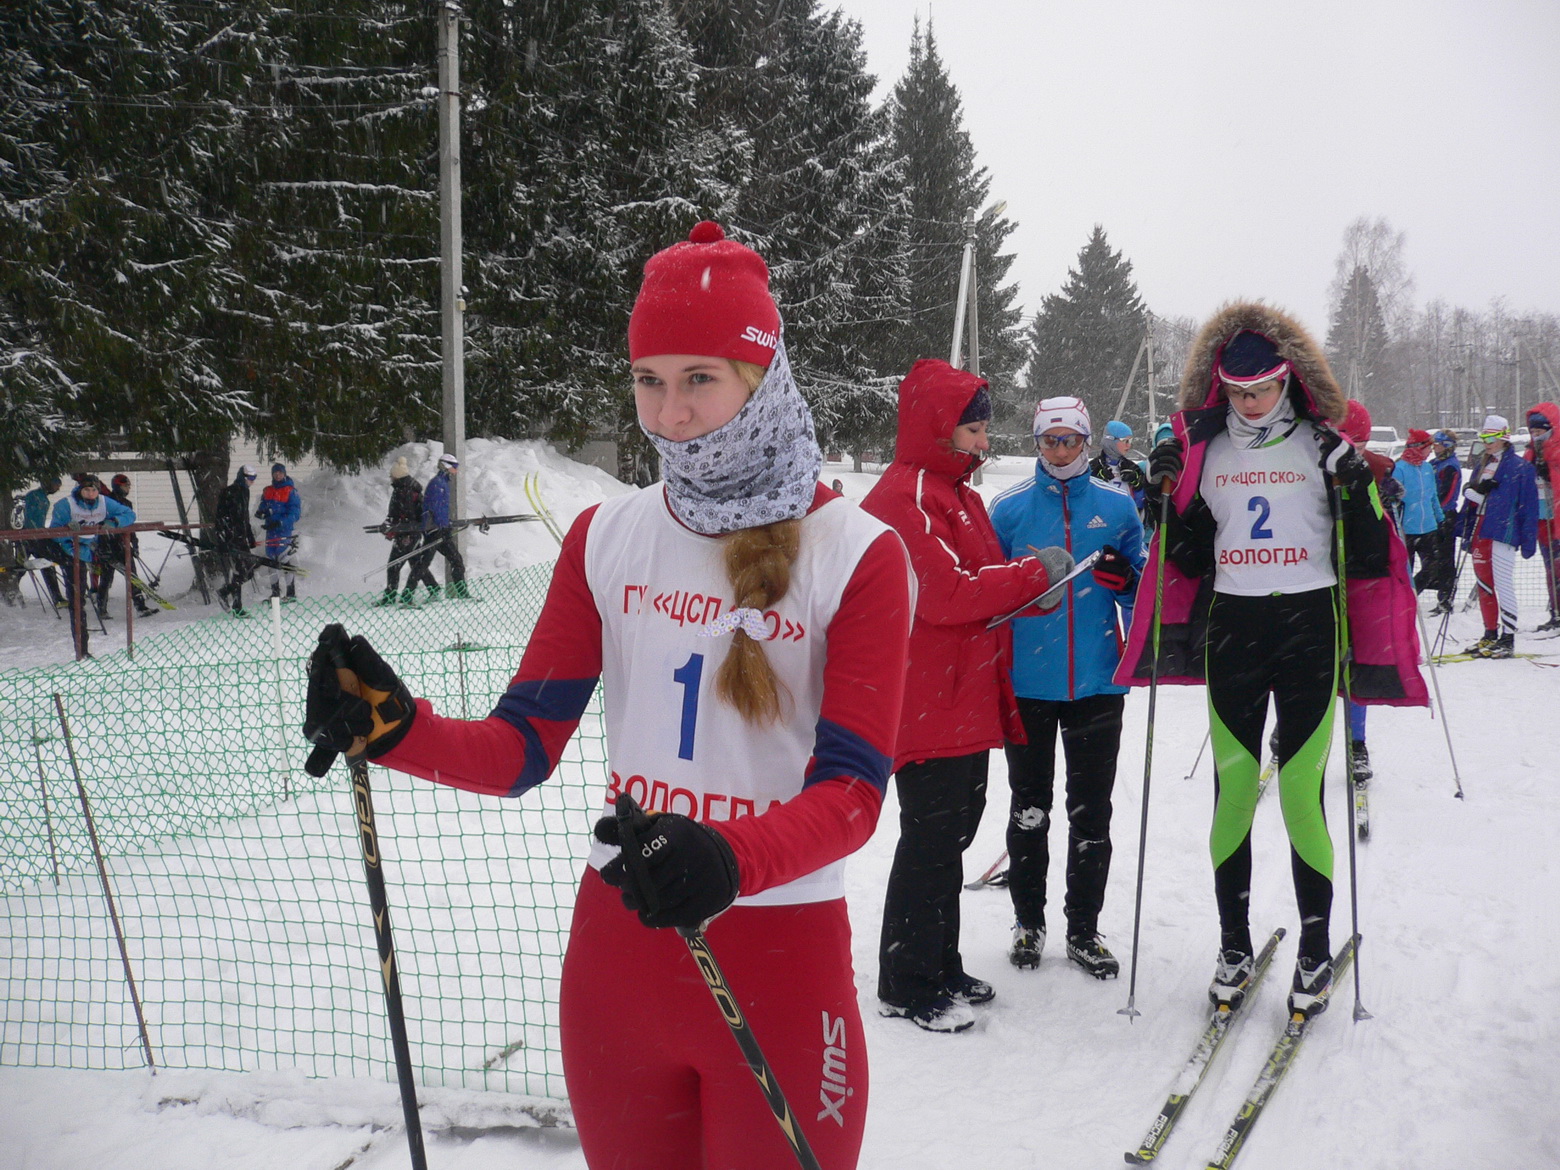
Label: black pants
xmin=1003 ymin=693 xmax=1124 ymax=939
xmin=877 ymin=751 xmax=987 ymax=1006
xmin=1206 ymin=589 xmax=1337 ymax=963
xmin=1430 ymin=517 xmax=1456 ymax=605
xmin=44 ymin=546 xmax=94 ymax=656
xmin=25 ymin=539 xmax=63 ymax=605
xmin=386 ymin=536 xmax=436 ymax=592
xmin=1406 ymin=529 xmax=1441 ymax=599
xmin=411 ymin=528 xmax=465 ymax=587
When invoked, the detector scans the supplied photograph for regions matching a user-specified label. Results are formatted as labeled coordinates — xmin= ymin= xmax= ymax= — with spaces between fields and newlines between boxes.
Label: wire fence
xmin=0 ymin=562 xmax=602 ymax=1106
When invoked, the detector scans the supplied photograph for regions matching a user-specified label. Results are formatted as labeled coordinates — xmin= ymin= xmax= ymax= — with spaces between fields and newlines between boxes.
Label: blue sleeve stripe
xmin=491 ymin=676 xmax=599 ymax=796
xmin=806 ymin=717 xmax=892 ymax=796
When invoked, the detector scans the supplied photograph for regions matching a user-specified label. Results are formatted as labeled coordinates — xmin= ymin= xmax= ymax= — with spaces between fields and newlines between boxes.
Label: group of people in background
xmin=376 ymin=451 xmax=468 ymax=607
xmin=213 ymin=462 xmax=303 ymax=617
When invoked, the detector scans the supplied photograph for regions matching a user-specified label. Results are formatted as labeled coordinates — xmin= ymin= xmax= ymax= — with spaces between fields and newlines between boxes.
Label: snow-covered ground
xmin=3 ymin=447 xmax=1558 ymax=1169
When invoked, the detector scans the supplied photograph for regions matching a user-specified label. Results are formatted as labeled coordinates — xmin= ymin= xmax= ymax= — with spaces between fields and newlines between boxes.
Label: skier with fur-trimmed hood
xmin=1118 ymin=302 xmax=1426 ymax=1018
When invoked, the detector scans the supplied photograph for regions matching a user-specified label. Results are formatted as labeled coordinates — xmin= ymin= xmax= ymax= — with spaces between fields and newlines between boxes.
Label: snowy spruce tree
xmin=674 ymin=0 xmax=911 ymax=461
xmin=1326 ymin=265 xmax=1392 ymax=405
xmin=1024 ymin=225 xmax=1147 ymax=432
xmin=459 ymin=0 xmax=744 ymax=460
xmin=884 ymin=20 xmax=1024 ymax=435
xmin=0 ymin=0 xmax=261 ymax=498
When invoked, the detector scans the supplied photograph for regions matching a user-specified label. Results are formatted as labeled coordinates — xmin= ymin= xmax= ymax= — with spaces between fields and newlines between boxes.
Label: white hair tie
xmin=698 ymin=607 xmax=771 ymax=640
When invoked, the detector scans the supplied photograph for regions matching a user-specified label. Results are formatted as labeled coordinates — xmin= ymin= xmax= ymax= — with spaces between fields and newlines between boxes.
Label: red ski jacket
xmin=861 ymin=360 xmax=1053 ymax=769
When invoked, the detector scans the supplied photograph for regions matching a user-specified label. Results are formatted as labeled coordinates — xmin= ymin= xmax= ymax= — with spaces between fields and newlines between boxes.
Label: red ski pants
xmin=560 ymin=869 xmax=868 ymax=1170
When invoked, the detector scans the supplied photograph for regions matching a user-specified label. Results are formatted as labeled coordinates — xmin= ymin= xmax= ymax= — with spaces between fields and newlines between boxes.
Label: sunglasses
xmin=1038 ymin=434 xmax=1086 ymax=450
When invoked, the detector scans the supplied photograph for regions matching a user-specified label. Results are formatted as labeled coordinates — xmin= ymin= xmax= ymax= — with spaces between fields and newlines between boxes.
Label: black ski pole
xmin=1328 ymin=477 xmax=1372 ymax=1024
xmin=1120 ymin=486 xmax=1171 ymax=1021
xmin=324 ymin=651 xmax=429 ymax=1170
xmin=615 ymin=795 xmax=822 ymax=1170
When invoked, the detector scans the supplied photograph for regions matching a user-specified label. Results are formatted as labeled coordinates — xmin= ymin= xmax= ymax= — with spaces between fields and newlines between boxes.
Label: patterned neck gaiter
xmin=643 ymin=334 xmax=823 ymax=536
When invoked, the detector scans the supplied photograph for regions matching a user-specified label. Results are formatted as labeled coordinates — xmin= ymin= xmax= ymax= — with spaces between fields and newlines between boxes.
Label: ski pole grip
xmin=614 ymin=792 xmax=663 ymax=920
xmin=325 ymin=639 xmax=370 ymax=760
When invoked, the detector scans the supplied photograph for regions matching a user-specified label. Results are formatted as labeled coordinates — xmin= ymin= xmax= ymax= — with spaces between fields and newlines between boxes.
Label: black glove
xmin=1092 ymin=544 xmax=1136 ymax=592
xmin=1147 ymin=438 xmax=1183 ymax=487
xmin=595 ymin=793 xmax=740 ymax=931
xmin=1317 ymin=429 xmax=1372 ymax=490
xmin=1117 ymin=460 xmax=1147 ymax=493
xmin=1467 ymin=478 xmax=1496 ymax=496
xmin=302 ymin=624 xmax=417 ymax=776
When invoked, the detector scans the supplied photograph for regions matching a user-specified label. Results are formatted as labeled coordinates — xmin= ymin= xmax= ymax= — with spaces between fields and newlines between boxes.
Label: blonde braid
xmin=717 ymin=519 xmax=802 ymax=724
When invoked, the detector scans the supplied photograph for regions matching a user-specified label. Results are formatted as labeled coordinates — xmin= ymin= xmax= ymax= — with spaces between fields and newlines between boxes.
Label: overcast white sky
xmin=831 ymin=0 xmax=1560 ymax=333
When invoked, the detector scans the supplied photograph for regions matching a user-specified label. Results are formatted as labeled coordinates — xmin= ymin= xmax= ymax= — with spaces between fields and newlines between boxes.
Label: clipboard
xmin=985 ymin=550 xmax=1101 ymax=629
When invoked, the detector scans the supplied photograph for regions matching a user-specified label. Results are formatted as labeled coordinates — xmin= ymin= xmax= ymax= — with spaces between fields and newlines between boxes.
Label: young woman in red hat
xmin=303 ymin=222 xmax=913 ymax=1169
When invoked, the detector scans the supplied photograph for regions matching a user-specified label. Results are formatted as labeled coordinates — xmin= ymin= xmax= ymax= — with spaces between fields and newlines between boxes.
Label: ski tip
xmin=1124 ymin=1152 xmax=1153 ymax=1165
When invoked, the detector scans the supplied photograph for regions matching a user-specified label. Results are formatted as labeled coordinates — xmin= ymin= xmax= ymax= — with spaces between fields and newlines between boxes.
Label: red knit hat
xmin=1341 ymin=399 xmax=1372 ymax=446
xmin=628 ymin=221 xmax=780 ymax=366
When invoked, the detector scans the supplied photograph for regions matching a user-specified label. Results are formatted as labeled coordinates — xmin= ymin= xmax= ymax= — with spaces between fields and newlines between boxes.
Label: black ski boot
xmin=1464 ymin=629 xmax=1498 ymax=656
xmin=1348 ymin=740 xmax=1372 ymax=782
xmin=1009 ymin=923 xmax=1045 ymax=969
xmin=1480 ymin=632 xmax=1516 ymax=659
xmin=1066 ymin=934 xmax=1120 ymax=979
xmin=1537 ymin=613 xmax=1560 ymax=633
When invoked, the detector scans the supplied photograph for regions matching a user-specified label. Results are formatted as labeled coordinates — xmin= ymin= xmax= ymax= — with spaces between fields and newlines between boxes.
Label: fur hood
xmin=1178 ymin=301 xmax=1346 ymax=424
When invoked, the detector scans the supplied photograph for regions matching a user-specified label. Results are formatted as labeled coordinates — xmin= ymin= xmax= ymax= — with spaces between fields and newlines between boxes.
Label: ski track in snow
xmin=3 ymin=453 xmax=1558 ymax=1169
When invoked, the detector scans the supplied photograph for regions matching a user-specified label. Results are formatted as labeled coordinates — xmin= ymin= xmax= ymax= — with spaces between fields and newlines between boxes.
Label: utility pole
xmin=1144 ymin=311 xmax=1157 ymax=434
xmin=950 ymin=201 xmax=1005 ymax=485
xmin=438 ymin=1 xmax=467 ymax=545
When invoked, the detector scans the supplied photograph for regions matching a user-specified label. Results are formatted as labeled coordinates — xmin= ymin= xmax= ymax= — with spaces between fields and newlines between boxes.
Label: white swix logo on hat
xmin=741 ymin=325 xmax=778 ymax=351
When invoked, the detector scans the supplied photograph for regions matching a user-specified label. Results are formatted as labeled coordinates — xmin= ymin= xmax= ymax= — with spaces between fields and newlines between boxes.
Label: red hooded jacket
xmin=1525 ymin=402 xmax=1560 ymax=541
xmin=861 ymin=360 xmax=1053 ymax=769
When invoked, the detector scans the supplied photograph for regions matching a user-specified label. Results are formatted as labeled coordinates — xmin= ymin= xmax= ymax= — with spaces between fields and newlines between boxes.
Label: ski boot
xmin=424 ymin=584 xmax=442 ymax=603
xmin=1479 ymin=632 xmax=1515 ymax=659
xmin=946 ymin=972 xmax=995 ymax=1006
xmin=1287 ymin=953 xmax=1335 ymax=1018
xmin=1428 ymin=599 xmax=1452 ymax=617
xmin=1009 ymin=923 xmax=1045 ymax=969
xmin=398 ymin=588 xmax=421 ymax=609
xmin=1536 ymin=613 xmax=1560 ymax=633
xmin=1209 ymin=948 xmax=1256 ymax=1010
xmin=1348 ymin=740 xmax=1372 ymax=782
xmin=1463 ymin=629 xmax=1498 ymax=656
xmin=283 ymin=584 xmax=297 ymax=604
xmin=878 ymin=995 xmax=976 ymax=1034
xmin=1066 ymin=934 xmax=1120 ymax=980
xmin=373 ymin=589 xmax=397 ymax=607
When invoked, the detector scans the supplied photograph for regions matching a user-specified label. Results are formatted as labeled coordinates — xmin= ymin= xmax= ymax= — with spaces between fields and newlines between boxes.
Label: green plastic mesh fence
xmin=0 ymin=563 xmax=602 ymax=1104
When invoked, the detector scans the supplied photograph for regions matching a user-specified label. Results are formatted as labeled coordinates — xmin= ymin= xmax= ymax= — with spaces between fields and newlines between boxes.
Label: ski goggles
xmin=1477 ymin=429 xmax=1509 ymax=443
xmin=1037 ymin=433 xmax=1087 ymax=450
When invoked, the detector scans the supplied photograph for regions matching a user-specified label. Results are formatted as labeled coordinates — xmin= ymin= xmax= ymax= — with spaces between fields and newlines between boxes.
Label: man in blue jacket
xmin=411 ymin=452 xmax=469 ymax=600
xmin=255 ymin=463 xmax=302 ymax=601
xmin=48 ymin=474 xmax=135 ymax=656
xmin=990 ymin=398 xmax=1146 ymax=979
xmin=1458 ymin=415 xmax=1539 ymax=657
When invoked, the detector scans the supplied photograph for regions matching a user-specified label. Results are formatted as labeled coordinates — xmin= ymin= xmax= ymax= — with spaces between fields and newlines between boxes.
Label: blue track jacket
xmin=1390 ymin=459 xmax=1441 ymax=536
xmin=991 ymin=467 xmax=1146 ymax=701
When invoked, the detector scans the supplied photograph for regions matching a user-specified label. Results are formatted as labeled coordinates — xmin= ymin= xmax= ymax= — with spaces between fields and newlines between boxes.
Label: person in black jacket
xmin=377 ymin=457 xmax=438 ymax=606
xmin=214 ymin=464 xmax=258 ymax=614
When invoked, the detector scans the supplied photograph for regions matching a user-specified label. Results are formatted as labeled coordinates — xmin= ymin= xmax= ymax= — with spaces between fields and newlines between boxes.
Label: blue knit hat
xmin=957 ymin=385 xmax=992 ymax=426
xmin=271 ymin=462 xmax=286 ymax=475
xmin=1432 ymin=430 xmax=1455 ymax=445
xmin=1154 ymin=422 xmax=1175 ymax=447
xmin=1105 ymin=419 xmax=1132 ymax=440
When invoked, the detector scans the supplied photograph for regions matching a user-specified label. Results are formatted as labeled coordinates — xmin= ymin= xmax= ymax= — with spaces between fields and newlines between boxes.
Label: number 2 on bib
xmin=1247 ymin=495 xmax=1273 ymax=540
